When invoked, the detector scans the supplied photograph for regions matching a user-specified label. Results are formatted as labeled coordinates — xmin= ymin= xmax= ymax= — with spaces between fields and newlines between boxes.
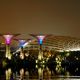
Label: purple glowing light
xmin=3 ymin=35 xmax=13 ymax=45
xmin=19 ymin=40 xmax=26 ymax=47
xmin=37 ymin=35 xmax=45 ymax=45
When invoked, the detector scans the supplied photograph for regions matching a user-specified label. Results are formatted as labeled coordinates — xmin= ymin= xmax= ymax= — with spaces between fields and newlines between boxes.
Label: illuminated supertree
xmin=14 ymin=38 xmax=31 ymax=59
xmin=30 ymin=34 xmax=50 ymax=61
xmin=0 ymin=34 xmax=20 ymax=60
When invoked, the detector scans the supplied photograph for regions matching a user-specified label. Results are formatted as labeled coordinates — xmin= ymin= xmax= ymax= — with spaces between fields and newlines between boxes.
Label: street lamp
xmin=37 ymin=35 xmax=45 ymax=60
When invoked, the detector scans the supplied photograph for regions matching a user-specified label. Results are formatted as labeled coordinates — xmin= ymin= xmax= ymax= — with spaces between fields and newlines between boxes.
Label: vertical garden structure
xmin=15 ymin=38 xmax=29 ymax=59
xmin=30 ymin=34 xmax=50 ymax=61
xmin=0 ymin=34 xmax=20 ymax=60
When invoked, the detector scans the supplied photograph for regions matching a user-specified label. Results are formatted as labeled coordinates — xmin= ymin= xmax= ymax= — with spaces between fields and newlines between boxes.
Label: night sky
xmin=0 ymin=0 xmax=80 ymax=39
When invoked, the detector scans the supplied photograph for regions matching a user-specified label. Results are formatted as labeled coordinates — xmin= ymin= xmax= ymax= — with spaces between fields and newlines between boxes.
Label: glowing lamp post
xmin=3 ymin=35 xmax=13 ymax=60
xmin=38 ymin=68 xmax=43 ymax=80
xmin=0 ymin=34 xmax=20 ymax=60
xmin=3 ymin=35 xmax=13 ymax=45
xmin=37 ymin=35 xmax=45 ymax=60
xmin=30 ymin=34 xmax=48 ymax=61
xmin=19 ymin=39 xmax=26 ymax=60
xmin=15 ymin=39 xmax=27 ymax=60
xmin=37 ymin=35 xmax=45 ymax=50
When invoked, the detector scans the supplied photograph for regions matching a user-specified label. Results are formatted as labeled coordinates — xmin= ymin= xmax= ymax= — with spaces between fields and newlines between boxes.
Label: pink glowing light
xmin=37 ymin=35 xmax=45 ymax=44
xmin=3 ymin=35 xmax=13 ymax=45
xmin=37 ymin=36 xmax=45 ymax=40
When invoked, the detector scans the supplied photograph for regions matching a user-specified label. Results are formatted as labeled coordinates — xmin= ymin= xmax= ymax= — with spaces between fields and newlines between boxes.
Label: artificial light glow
xmin=57 ymin=50 xmax=64 ymax=52
xmin=37 ymin=35 xmax=45 ymax=45
xmin=20 ymin=52 xmax=24 ymax=60
xmin=23 ymin=42 xmax=29 ymax=48
xmin=3 ymin=35 xmax=13 ymax=45
xmin=6 ymin=45 xmax=12 ymax=60
xmin=64 ymin=48 xmax=80 ymax=51
xmin=23 ymin=40 xmax=32 ymax=48
xmin=2 ymin=60 xmax=7 ymax=67
xmin=65 ymin=50 xmax=70 ymax=52
xmin=38 ymin=54 xmax=42 ymax=60
xmin=36 ymin=60 xmax=38 ymax=63
xmin=56 ymin=66 xmax=63 ymax=73
xmin=39 ymin=39 xmax=43 ymax=45
xmin=38 ymin=68 xmax=42 ymax=75
xmin=69 ymin=48 xmax=80 ymax=51
xmin=25 ymin=53 xmax=29 ymax=57
xmin=19 ymin=40 xmax=26 ymax=47
xmin=38 ymin=51 xmax=43 ymax=60
xmin=6 ymin=68 xmax=12 ymax=80
xmin=66 ymin=53 xmax=70 ymax=57
xmin=36 ymin=65 xmax=38 ymax=68
xmin=43 ymin=60 xmax=45 ymax=63
xmin=58 ymin=47 xmax=80 ymax=52
xmin=20 ymin=68 xmax=24 ymax=75
xmin=15 ymin=48 xmax=21 ymax=52
xmin=14 ymin=42 xmax=29 ymax=54
xmin=38 ymin=68 xmax=43 ymax=80
xmin=14 ymin=40 xmax=32 ymax=54
xmin=25 ymin=71 xmax=29 ymax=76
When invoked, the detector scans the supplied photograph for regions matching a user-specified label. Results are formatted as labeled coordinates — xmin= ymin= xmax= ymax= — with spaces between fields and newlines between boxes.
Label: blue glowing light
xmin=37 ymin=35 xmax=45 ymax=45
xmin=19 ymin=40 xmax=26 ymax=47
xmin=39 ymin=39 xmax=43 ymax=45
